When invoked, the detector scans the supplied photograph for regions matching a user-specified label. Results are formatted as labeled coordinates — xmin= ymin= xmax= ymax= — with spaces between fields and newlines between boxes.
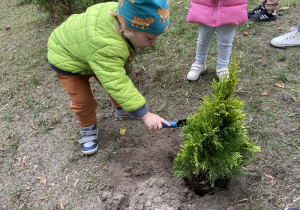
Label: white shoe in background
xmin=271 ymin=30 xmax=300 ymax=47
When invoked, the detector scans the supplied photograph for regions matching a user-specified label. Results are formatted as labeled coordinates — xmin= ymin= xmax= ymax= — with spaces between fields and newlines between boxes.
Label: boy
xmin=47 ymin=0 xmax=171 ymax=155
xmin=248 ymin=0 xmax=279 ymax=22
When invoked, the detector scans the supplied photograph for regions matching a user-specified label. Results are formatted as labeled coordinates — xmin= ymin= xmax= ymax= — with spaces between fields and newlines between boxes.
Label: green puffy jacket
xmin=47 ymin=2 xmax=146 ymax=113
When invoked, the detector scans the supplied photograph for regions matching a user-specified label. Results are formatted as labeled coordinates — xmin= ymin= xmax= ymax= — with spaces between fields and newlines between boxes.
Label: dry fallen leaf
xmin=132 ymin=66 xmax=145 ymax=77
xmin=274 ymin=82 xmax=285 ymax=88
xmin=73 ymin=179 xmax=80 ymax=188
xmin=278 ymin=27 xmax=285 ymax=30
xmin=120 ymin=127 xmax=126 ymax=135
xmin=37 ymin=174 xmax=45 ymax=180
xmin=26 ymin=186 xmax=31 ymax=191
xmin=235 ymin=90 xmax=249 ymax=93
xmin=60 ymin=202 xmax=65 ymax=209
xmin=14 ymin=156 xmax=29 ymax=168
xmin=280 ymin=7 xmax=289 ymax=10
xmin=243 ymin=31 xmax=249 ymax=36
xmin=98 ymin=197 xmax=103 ymax=205
xmin=39 ymin=196 xmax=49 ymax=200
xmin=288 ymin=94 xmax=297 ymax=102
xmin=30 ymin=122 xmax=37 ymax=129
xmin=46 ymin=183 xmax=55 ymax=187
xmin=38 ymin=174 xmax=54 ymax=187
xmin=42 ymin=179 xmax=47 ymax=186
xmin=198 ymin=181 xmax=207 ymax=184
xmin=92 ymin=166 xmax=99 ymax=170
xmin=262 ymin=91 xmax=270 ymax=96
xmin=14 ymin=157 xmax=22 ymax=167
xmin=65 ymin=174 xmax=69 ymax=183
xmin=17 ymin=202 xmax=26 ymax=210
xmin=184 ymin=6 xmax=188 ymax=10
xmin=264 ymin=173 xmax=275 ymax=179
xmin=5 ymin=26 xmax=11 ymax=31
xmin=233 ymin=198 xmax=248 ymax=204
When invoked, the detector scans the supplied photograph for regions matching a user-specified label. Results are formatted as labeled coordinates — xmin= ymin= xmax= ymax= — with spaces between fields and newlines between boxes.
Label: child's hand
xmin=140 ymin=112 xmax=170 ymax=130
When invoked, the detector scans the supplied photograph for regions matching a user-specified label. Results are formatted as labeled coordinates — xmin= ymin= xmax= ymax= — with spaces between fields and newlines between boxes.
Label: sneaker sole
xmin=82 ymin=145 xmax=98 ymax=155
xmin=251 ymin=18 xmax=277 ymax=22
xmin=271 ymin=42 xmax=299 ymax=48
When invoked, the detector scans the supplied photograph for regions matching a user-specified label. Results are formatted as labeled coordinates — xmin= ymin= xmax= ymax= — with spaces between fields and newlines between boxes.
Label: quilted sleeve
xmin=89 ymin=44 xmax=146 ymax=113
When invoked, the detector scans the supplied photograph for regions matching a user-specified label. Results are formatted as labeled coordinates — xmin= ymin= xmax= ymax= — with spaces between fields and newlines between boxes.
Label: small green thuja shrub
xmin=29 ymin=0 xmax=117 ymax=21
xmin=173 ymin=59 xmax=260 ymax=185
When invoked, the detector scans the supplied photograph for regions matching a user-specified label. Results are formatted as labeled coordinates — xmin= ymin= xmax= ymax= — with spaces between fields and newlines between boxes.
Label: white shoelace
xmin=282 ymin=30 xmax=300 ymax=39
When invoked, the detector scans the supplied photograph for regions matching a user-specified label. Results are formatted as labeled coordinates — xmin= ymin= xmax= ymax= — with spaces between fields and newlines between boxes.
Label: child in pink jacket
xmin=186 ymin=0 xmax=248 ymax=81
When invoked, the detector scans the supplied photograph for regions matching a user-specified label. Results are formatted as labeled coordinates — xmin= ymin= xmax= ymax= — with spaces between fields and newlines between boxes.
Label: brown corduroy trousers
xmin=56 ymin=72 xmax=120 ymax=127
xmin=260 ymin=0 xmax=280 ymax=12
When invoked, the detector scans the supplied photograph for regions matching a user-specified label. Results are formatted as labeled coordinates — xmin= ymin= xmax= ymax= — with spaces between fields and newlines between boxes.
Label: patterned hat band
xmin=117 ymin=0 xmax=170 ymax=34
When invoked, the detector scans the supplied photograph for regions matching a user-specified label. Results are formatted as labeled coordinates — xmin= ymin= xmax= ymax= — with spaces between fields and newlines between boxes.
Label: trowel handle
xmin=162 ymin=121 xmax=177 ymax=128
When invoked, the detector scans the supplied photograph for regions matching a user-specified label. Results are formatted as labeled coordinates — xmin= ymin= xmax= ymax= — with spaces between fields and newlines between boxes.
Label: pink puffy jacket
xmin=186 ymin=0 xmax=248 ymax=27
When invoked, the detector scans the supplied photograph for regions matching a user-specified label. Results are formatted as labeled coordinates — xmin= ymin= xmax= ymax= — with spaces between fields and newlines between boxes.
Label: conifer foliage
xmin=30 ymin=0 xmax=116 ymax=21
xmin=173 ymin=59 xmax=260 ymax=185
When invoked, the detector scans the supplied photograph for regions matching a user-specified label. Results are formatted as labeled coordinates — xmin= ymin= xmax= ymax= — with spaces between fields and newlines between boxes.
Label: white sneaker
xmin=186 ymin=62 xmax=206 ymax=81
xmin=271 ymin=30 xmax=300 ymax=47
xmin=216 ymin=66 xmax=229 ymax=80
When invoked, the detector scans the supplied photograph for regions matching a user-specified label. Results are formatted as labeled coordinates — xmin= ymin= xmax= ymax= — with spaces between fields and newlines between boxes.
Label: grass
xmin=1 ymin=0 xmax=300 ymax=209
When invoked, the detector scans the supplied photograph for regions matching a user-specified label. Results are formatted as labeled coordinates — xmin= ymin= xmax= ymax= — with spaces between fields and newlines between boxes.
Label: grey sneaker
xmin=114 ymin=108 xmax=133 ymax=118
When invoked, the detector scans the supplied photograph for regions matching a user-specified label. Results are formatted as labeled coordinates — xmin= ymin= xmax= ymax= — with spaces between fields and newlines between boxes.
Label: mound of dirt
xmin=101 ymin=177 xmax=234 ymax=210
xmin=97 ymin=123 xmax=247 ymax=210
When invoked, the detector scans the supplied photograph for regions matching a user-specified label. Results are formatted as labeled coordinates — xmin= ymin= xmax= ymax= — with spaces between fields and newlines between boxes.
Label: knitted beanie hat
xmin=116 ymin=0 xmax=170 ymax=35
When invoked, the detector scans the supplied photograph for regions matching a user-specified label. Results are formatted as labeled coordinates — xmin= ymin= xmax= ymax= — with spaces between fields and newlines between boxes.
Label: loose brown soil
xmin=95 ymin=120 xmax=246 ymax=210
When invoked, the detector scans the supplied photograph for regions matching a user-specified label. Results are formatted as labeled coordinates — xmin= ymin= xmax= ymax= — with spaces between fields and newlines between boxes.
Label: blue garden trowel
xmin=162 ymin=119 xmax=187 ymax=128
